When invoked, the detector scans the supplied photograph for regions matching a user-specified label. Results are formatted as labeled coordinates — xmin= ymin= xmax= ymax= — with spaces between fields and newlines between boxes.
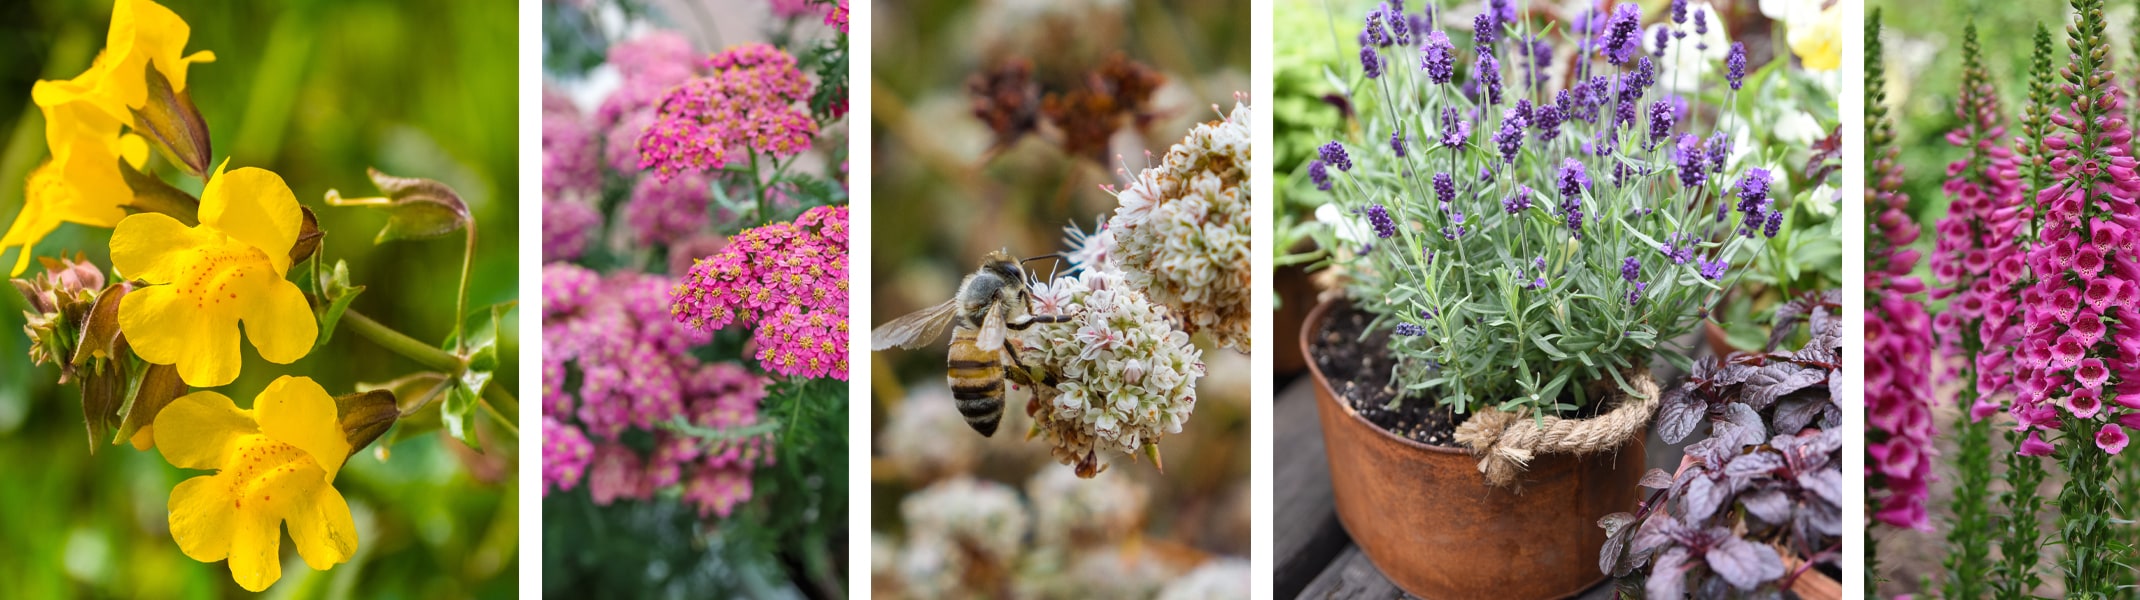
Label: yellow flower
xmin=3 ymin=0 xmax=210 ymax=276
xmin=34 ymin=0 xmax=216 ymax=126
xmin=0 ymin=96 xmax=150 ymax=276
xmin=113 ymin=160 xmax=316 ymax=387
xmin=155 ymin=375 xmax=357 ymax=592
xmin=1785 ymin=1 xmax=1841 ymax=72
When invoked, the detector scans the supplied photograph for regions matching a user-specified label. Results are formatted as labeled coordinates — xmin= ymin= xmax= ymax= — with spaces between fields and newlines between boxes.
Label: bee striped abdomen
xmin=946 ymin=328 xmax=1005 ymax=437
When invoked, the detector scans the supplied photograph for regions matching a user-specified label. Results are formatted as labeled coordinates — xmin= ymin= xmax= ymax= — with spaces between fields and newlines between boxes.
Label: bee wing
xmin=871 ymin=300 xmax=960 ymax=350
xmin=977 ymin=302 xmax=1008 ymax=350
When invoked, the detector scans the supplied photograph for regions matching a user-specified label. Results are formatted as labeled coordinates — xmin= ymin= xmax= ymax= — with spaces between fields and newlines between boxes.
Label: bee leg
xmin=999 ymin=340 xmax=1059 ymax=387
xmin=1004 ymin=313 xmax=1075 ymax=330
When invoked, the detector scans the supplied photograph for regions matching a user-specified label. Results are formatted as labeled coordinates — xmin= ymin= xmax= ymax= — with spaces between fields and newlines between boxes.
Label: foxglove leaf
xmin=324 ymin=168 xmax=470 ymax=243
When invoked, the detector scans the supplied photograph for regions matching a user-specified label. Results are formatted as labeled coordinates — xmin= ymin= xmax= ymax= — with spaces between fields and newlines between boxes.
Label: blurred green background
xmin=0 ymin=0 xmax=521 ymax=597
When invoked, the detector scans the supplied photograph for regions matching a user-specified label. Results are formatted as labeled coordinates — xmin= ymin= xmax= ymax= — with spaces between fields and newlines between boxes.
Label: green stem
xmin=752 ymin=151 xmax=770 ymax=221
xmin=342 ymin=309 xmax=462 ymax=373
xmin=479 ymin=383 xmax=519 ymax=436
xmin=454 ymin=219 xmax=477 ymax=354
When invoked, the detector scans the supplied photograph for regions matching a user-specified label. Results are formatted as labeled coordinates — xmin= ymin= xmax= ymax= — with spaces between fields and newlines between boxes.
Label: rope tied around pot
xmin=1452 ymin=369 xmax=1660 ymax=488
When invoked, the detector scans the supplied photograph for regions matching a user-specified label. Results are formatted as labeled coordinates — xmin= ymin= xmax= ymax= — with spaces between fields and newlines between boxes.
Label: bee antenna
xmin=1019 ymin=254 xmax=1065 ymax=284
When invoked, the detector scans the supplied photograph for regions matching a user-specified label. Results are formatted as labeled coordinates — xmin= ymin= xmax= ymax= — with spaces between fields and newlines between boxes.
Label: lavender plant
xmin=1313 ymin=1 xmax=1776 ymax=416
xmin=1599 ymin=291 xmax=1842 ymax=596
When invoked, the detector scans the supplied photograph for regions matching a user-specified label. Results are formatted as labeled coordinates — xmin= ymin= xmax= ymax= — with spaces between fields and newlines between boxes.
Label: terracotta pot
xmin=1301 ymin=299 xmax=1647 ymax=599
xmin=1272 ymin=263 xmax=1317 ymax=377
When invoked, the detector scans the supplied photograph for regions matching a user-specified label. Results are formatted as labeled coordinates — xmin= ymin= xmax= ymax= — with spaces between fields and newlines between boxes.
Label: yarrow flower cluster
xmin=542 ymin=200 xmax=601 ymax=262
xmin=638 ymin=43 xmax=818 ymax=181
xmin=1018 ymin=268 xmax=1206 ymax=478
xmin=671 ymin=205 xmax=852 ymax=380
xmin=542 ymin=264 xmax=775 ymax=518
xmin=624 ymin=171 xmax=714 ymax=247
xmin=1105 ymin=101 xmax=1253 ymax=352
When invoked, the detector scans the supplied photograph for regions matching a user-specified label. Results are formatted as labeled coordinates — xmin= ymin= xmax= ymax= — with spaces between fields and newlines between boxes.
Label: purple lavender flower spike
xmin=1434 ymin=172 xmax=1455 ymax=207
xmin=1361 ymin=46 xmax=1384 ymax=79
xmin=1504 ymin=185 xmax=1534 ymax=214
xmin=1474 ymin=12 xmax=1499 ymax=49
xmin=1394 ymin=323 xmax=1428 ymax=336
xmin=1309 ymin=159 xmax=1332 ymax=191
xmin=1364 ymin=8 xmax=1391 ymax=47
xmin=1621 ymin=256 xmax=1642 ymax=282
xmin=1698 ymin=257 xmax=1728 ymax=280
xmin=1647 ymin=99 xmax=1675 ymax=149
xmin=1367 ymin=204 xmax=1397 ymax=238
xmin=1422 ymin=31 xmax=1456 ymax=84
xmin=1439 ymin=107 xmax=1471 ymax=147
xmin=1320 ymin=141 xmax=1353 ymax=171
xmin=1494 ymin=107 xmax=1527 ymax=163
xmin=1602 ymin=2 xmax=1642 ymax=64
xmin=1727 ymin=42 xmax=1748 ymax=90
xmin=1674 ymin=134 xmax=1707 ymax=189
xmin=1478 ymin=52 xmax=1504 ymax=105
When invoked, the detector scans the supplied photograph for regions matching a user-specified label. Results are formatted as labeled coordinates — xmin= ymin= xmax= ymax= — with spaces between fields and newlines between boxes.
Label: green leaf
xmin=442 ymin=381 xmax=482 ymax=450
xmin=313 ymin=260 xmax=366 ymax=348
xmin=1529 ymin=332 xmax=1569 ymax=359
xmin=323 ymin=168 xmax=471 ymax=243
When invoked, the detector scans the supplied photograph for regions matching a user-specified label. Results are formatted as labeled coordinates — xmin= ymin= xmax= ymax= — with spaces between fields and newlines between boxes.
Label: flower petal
xmin=153 ymin=390 xmax=259 ymax=470
xmin=119 ymin=283 xmax=242 ymax=387
xmin=167 ymin=474 xmax=237 ymax=562
xmin=255 ymin=376 xmax=349 ymax=479
xmin=200 ymin=161 xmax=302 ymax=274
xmin=287 ymin=484 xmax=357 ymax=570
xmin=0 ymin=184 xmax=59 ymax=277
xmin=109 ymin=212 xmax=218 ymax=284
xmin=226 ymin=508 xmax=283 ymax=592
xmin=241 ymin=278 xmax=318 ymax=364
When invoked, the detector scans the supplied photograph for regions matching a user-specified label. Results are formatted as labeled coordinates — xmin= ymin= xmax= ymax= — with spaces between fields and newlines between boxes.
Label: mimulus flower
xmin=112 ymin=161 xmax=317 ymax=387
xmin=154 ymin=376 xmax=356 ymax=592
xmin=3 ymin=88 xmax=152 ymax=275
xmin=32 ymin=0 xmax=216 ymax=127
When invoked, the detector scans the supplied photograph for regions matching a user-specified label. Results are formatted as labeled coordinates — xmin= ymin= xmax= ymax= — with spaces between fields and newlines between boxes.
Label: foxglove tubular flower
xmin=1422 ymin=31 xmax=1456 ymax=84
xmin=1019 ymin=268 xmax=1205 ymax=477
xmin=1867 ymin=28 xmax=1935 ymax=528
xmin=1930 ymin=33 xmax=2029 ymax=407
xmin=637 ymin=44 xmax=817 ymax=181
xmin=1107 ymin=101 xmax=1253 ymax=352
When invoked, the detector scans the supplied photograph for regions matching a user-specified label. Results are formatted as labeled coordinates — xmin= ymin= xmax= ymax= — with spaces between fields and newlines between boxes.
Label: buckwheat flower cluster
xmin=1018 ymin=268 xmax=1206 ymax=478
xmin=637 ymin=43 xmax=818 ymax=182
xmin=1027 ymin=467 xmax=1149 ymax=548
xmin=1865 ymin=28 xmax=1935 ymax=530
xmin=900 ymin=477 xmax=1030 ymax=576
xmin=671 ymin=205 xmax=851 ymax=380
xmin=624 ymin=171 xmax=712 ymax=246
xmin=1930 ymin=31 xmax=2027 ymax=420
xmin=1157 ymin=559 xmax=1252 ymax=600
xmin=880 ymin=383 xmax=984 ymax=481
xmin=1106 ymin=101 xmax=1253 ymax=352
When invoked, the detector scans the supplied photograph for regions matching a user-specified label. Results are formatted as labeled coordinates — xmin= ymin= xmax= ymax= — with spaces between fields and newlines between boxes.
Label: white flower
xmin=901 ymin=477 xmax=1030 ymax=563
xmin=1015 ymin=268 xmax=1204 ymax=477
xmin=1026 ymin=467 xmax=1149 ymax=548
xmin=1655 ymin=2 xmax=1731 ymax=93
xmin=1317 ymin=202 xmax=1374 ymax=246
xmin=1156 ymin=558 xmax=1252 ymax=600
xmin=880 ymin=383 xmax=983 ymax=481
xmin=1772 ymin=108 xmax=1826 ymax=147
xmin=1062 ymin=218 xmax=1115 ymax=273
xmin=1105 ymin=99 xmax=1253 ymax=352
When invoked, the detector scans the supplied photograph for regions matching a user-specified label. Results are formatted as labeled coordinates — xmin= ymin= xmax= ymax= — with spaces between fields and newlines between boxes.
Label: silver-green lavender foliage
xmin=1314 ymin=3 xmax=1778 ymax=416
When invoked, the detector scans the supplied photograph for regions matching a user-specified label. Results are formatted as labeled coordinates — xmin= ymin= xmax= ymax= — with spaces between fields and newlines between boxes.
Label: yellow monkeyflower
xmin=1 ymin=90 xmax=152 ymax=276
xmin=112 ymin=160 xmax=316 ymax=387
xmin=155 ymin=375 xmax=356 ymax=592
xmin=3 ymin=0 xmax=212 ymax=276
xmin=35 ymin=0 xmax=216 ymax=126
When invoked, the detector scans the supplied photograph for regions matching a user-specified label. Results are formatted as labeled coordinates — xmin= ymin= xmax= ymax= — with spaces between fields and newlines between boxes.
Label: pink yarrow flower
xmin=637 ymin=44 xmax=818 ymax=181
xmin=671 ymin=205 xmax=851 ymax=380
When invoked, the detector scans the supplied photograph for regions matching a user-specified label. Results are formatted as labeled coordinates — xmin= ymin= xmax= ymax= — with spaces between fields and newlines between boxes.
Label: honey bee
xmin=872 ymin=250 xmax=1068 ymax=436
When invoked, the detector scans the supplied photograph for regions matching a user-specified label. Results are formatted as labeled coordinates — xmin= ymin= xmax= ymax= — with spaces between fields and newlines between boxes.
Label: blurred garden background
xmin=0 ymin=0 xmax=521 ymax=597
xmin=869 ymin=0 xmax=1252 ymax=596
